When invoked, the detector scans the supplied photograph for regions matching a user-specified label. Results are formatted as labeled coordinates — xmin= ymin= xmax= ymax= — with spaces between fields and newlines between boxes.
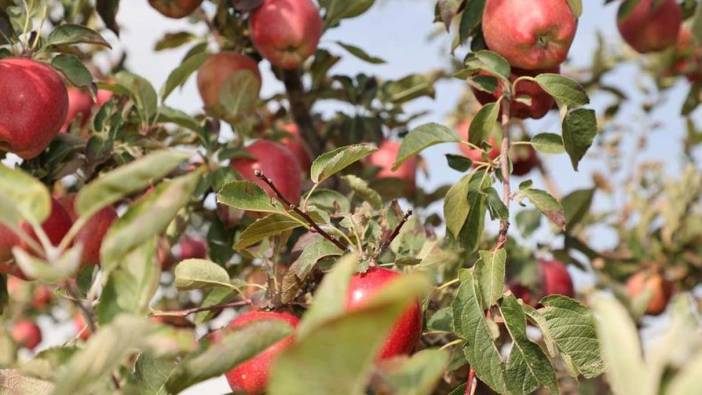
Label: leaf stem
xmin=495 ymin=99 xmax=512 ymax=250
xmin=151 ymin=299 xmax=252 ymax=318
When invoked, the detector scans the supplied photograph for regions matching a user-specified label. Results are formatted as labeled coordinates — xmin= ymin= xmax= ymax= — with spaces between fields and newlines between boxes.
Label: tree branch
xmin=151 ymin=300 xmax=252 ymax=318
xmin=377 ymin=208 xmax=412 ymax=256
xmin=281 ymin=68 xmax=325 ymax=157
xmin=495 ymin=99 xmax=512 ymax=250
xmin=254 ymin=170 xmax=347 ymax=251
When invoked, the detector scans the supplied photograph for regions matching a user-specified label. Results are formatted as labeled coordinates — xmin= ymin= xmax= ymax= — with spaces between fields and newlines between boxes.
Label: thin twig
xmin=254 ymin=170 xmax=347 ymax=251
xmin=65 ymin=281 xmax=96 ymax=334
xmin=151 ymin=300 xmax=252 ymax=318
xmin=281 ymin=68 xmax=325 ymax=157
xmin=377 ymin=208 xmax=413 ymax=256
xmin=465 ymin=367 xmax=477 ymax=395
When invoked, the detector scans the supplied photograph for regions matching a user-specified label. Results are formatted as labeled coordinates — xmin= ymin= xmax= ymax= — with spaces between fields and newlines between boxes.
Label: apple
xmin=482 ymin=0 xmax=578 ymax=70
xmin=230 ymin=140 xmax=303 ymax=204
xmin=346 ymin=268 xmax=422 ymax=359
xmin=197 ymin=52 xmax=261 ymax=121
xmin=250 ymin=0 xmax=323 ymax=69
xmin=508 ymin=282 xmax=533 ymax=306
xmin=175 ymin=235 xmax=208 ymax=261
xmin=539 ymin=259 xmax=574 ymax=298
xmin=224 ymin=311 xmax=299 ymax=394
xmin=11 ymin=319 xmax=42 ymax=350
xmin=61 ymin=88 xmax=114 ymax=132
xmin=367 ymin=140 xmax=418 ymax=193
xmin=59 ymin=194 xmax=118 ymax=267
xmin=617 ymin=0 xmax=681 ymax=54
xmin=0 ymin=57 xmax=68 ymax=159
xmin=626 ymin=271 xmax=673 ymax=316
xmin=667 ymin=27 xmax=702 ymax=82
xmin=472 ymin=67 xmax=558 ymax=120
xmin=148 ymin=0 xmax=203 ymax=18
xmin=280 ymin=123 xmax=312 ymax=171
xmin=511 ymin=145 xmax=539 ymax=176
xmin=74 ymin=313 xmax=91 ymax=341
xmin=456 ymin=121 xmax=501 ymax=165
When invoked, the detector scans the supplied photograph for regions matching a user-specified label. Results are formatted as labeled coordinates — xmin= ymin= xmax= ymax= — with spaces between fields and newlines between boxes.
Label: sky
xmin=32 ymin=0 xmax=700 ymax=392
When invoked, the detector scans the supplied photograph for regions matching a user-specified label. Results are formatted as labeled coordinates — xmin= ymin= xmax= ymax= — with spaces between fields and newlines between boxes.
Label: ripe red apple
xmin=280 ymin=123 xmax=312 ymax=171
xmin=508 ymin=282 xmax=533 ymax=306
xmin=197 ymin=52 xmax=261 ymax=121
xmin=346 ymin=268 xmax=422 ymax=359
xmin=539 ymin=259 xmax=574 ymax=298
xmin=511 ymin=145 xmax=539 ymax=176
xmin=367 ymin=140 xmax=418 ymax=193
xmin=482 ymin=0 xmax=578 ymax=70
xmin=472 ymin=67 xmax=558 ymax=120
xmin=74 ymin=313 xmax=91 ymax=341
xmin=175 ymin=235 xmax=208 ymax=261
xmin=617 ymin=0 xmax=681 ymax=54
xmin=148 ymin=0 xmax=203 ymax=18
xmin=225 ymin=311 xmax=299 ymax=394
xmin=59 ymin=194 xmax=118 ymax=267
xmin=61 ymin=88 xmax=114 ymax=132
xmin=667 ymin=27 xmax=702 ymax=82
xmin=250 ymin=0 xmax=323 ymax=69
xmin=11 ymin=320 xmax=42 ymax=350
xmin=626 ymin=271 xmax=673 ymax=315
xmin=230 ymin=140 xmax=303 ymax=204
xmin=0 ymin=57 xmax=68 ymax=159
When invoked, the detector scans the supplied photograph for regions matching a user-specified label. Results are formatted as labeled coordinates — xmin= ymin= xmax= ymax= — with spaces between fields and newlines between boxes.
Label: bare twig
xmin=495 ymin=99 xmax=512 ymax=250
xmin=377 ymin=208 xmax=413 ymax=256
xmin=281 ymin=68 xmax=325 ymax=157
xmin=254 ymin=170 xmax=347 ymax=251
xmin=151 ymin=300 xmax=252 ymax=318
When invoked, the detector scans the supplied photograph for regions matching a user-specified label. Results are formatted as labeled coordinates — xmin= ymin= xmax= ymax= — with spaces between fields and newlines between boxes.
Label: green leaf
xmin=336 ymin=41 xmax=386 ymax=64
xmin=459 ymin=189 xmax=488 ymax=253
xmin=235 ymin=214 xmax=303 ymax=250
xmin=96 ymin=0 xmax=120 ymax=35
xmin=341 ymin=175 xmax=382 ymax=209
xmin=535 ymin=74 xmax=589 ymax=108
xmin=668 ymin=352 xmax=702 ymax=395
xmin=100 ymin=171 xmax=201 ymax=272
xmin=521 ymin=187 xmax=565 ymax=230
xmin=174 ymin=259 xmax=232 ymax=291
xmin=51 ymin=54 xmax=93 ymax=89
xmin=13 ymin=244 xmax=81 ymax=283
xmin=46 ymin=24 xmax=111 ymax=48
xmin=164 ymin=320 xmax=292 ymax=393
xmin=128 ymin=353 xmax=176 ymax=394
xmin=567 ymin=0 xmax=583 ymax=17
xmin=218 ymin=69 xmax=261 ymax=122
xmin=468 ymin=102 xmax=500 ymax=146
xmin=463 ymin=50 xmax=511 ymax=80
xmin=394 ymin=123 xmax=459 ymax=170
xmin=383 ymin=74 xmax=435 ymax=104
xmin=161 ymin=52 xmax=208 ymax=101
xmin=458 ymin=0 xmax=486 ymax=41
xmin=516 ymin=209 xmax=541 ymax=238
xmin=443 ymin=173 xmax=472 ymax=239
xmin=691 ymin=0 xmax=702 ymax=44
xmin=115 ymin=71 xmax=158 ymax=125
xmin=445 ymin=154 xmax=473 ymax=172
xmin=499 ymin=295 xmax=558 ymax=394
xmin=194 ymin=287 xmax=236 ymax=324
xmin=0 ymin=165 xmax=51 ymax=224
xmin=156 ymin=106 xmax=204 ymax=133
xmin=154 ymin=31 xmax=196 ymax=51
xmin=76 ymin=150 xmax=190 ymax=218
xmin=322 ymin=0 xmax=375 ymax=26
xmin=486 ymin=187 xmax=508 ymax=220
xmin=451 ymin=270 xmax=508 ymax=393
xmin=217 ymin=180 xmax=283 ymax=214
xmin=562 ymin=188 xmax=595 ymax=231
xmin=282 ymin=237 xmax=344 ymax=303
xmin=562 ymin=109 xmax=597 ymax=171
xmin=531 ymin=133 xmax=565 ymax=154
xmin=379 ymin=349 xmax=449 ymax=395
xmin=0 ymin=370 xmax=53 ymax=393
xmin=474 ymin=249 xmax=506 ymax=308
xmin=268 ymin=273 xmax=429 ymax=395
xmin=311 ymin=143 xmax=377 ymax=184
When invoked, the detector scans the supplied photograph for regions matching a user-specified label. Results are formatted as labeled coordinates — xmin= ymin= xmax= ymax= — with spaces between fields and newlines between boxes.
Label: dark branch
xmin=377 ymin=208 xmax=413 ymax=256
xmin=254 ymin=170 xmax=347 ymax=251
xmin=151 ymin=300 xmax=252 ymax=318
xmin=281 ymin=68 xmax=325 ymax=157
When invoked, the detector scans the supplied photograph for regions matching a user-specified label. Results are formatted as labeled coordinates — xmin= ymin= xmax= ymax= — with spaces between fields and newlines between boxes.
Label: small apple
xmin=539 ymin=259 xmax=574 ymax=298
xmin=11 ymin=319 xmax=42 ymax=350
xmin=61 ymin=88 xmax=114 ymax=132
xmin=0 ymin=57 xmax=68 ymax=159
xmin=617 ymin=0 xmax=681 ymax=54
xmin=280 ymin=123 xmax=312 ymax=171
xmin=455 ymin=122 xmax=539 ymax=176
xmin=148 ymin=0 xmax=203 ymax=18
xmin=197 ymin=52 xmax=261 ymax=121
xmin=346 ymin=268 xmax=422 ymax=359
xmin=230 ymin=140 xmax=303 ymax=204
xmin=367 ymin=140 xmax=418 ymax=193
xmin=250 ymin=0 xmax=323 ymax=69
xmin=175 ymin=235 xmax=208 ymax=261
xmin=59 ymin=194 xmax=118 ymax=267
xmin=626 ymin=271 xmax=673 ymax=316
xmin=224 ymin=311 xmax=299 ymax=394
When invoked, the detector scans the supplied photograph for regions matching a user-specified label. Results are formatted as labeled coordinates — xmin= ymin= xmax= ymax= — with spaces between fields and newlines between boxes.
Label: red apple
xmin=175 ymin=235 xmax=208 ymax=261
xmin=0 ymin=57 xmax=68 ymax=159
xmin=667 ymin=27 xmax=702 ymax=82
xmin=617 ymin=0 xmax=681 ymax=54
xmin=346 ymin=268 xmax=422 ymax=359
xmin=456 ymin=121 xmax=501 ymax=165
xmin=148 ymin=0 xmax=203 ymax=18
xmin=280 ymin=123 xmax=312 ymax=170
xmin=61 ymin=88 xmax=114 ymax=132
xmin=197 ymin=52 xmax=261 ymax=121
xmin=482 ymin=0 xmax=577 ymax=70
xmin=367 ymin=140 xmax=418 ymax=193
xmin=250 ymin=0 xmax=323 ymax=69
xmin=508 ymin=282 xmax=533 ymax=306
xmin=511 ymin=145 xmax=539 ymax=176
xmin=11 ymin=319 xmax=42 ymax=350
xmin=224 ymin=311 xmax=299 ymax=394
xmin=230 ymin=140 xmax=303 ymax=204
xmin=31 ymin=285 xmax=53 ymax=310
xmin=472 ymin=67 xmax=558 ymax=120
xmin=539 ymin=259 xmax=574 ymax=298
xmin=59 ymin=194 xmax=118 ymax=267
xmin=626 ymin=271 xmax=673 ymax=315
xmin=74 ymin=313 xmax=91 ymax=341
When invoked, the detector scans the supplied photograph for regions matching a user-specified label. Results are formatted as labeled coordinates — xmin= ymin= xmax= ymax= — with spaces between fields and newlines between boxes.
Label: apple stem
xmin=151 ymin=299 xmax=252 ymax=318
xmin=495 ymin=98 xmax=512 ymax=250
xmin=254 ymin=170 xmax=347 ymax=251
xmin=376 ymin=208 xmax=413 ymax=258
xmin=281 ymin=68 xmax=325 ymax=157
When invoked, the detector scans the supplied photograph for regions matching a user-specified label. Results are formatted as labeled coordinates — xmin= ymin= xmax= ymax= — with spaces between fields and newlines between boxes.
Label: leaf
xmin=0 ymin=165 xmax=51 ymax=224
xmin=486 ymin=187 xmax=508 ymax=220
xmin=458 ymin=0 xmax=486 ymax=41
xmin=562 ymin=109 xmax=597 ymax=171
xmin=174 ymin=259 xmax=231 ymax=291
xmin=451 ymin=270 xmax=508 ymax=394
xmin=521 ymin=187 xmax=565 ymax=230
xmin=499 ymin=295 xmax=558 ymax=394
xmin=282 ymin=237 xmax=344 ymax=303
xmin=217 ymin=181 xmax=282 ymax=214
xmin=100 ymin=171 xmax=201 ymax=272
xmin=96 ymin=238 xmax=160 ymax=324
xmin=218 ymin=69 xmax=261 ymax=121
xmin=562 ymin=188 xmax=595 ymax=231
xmin=567 ymin=0 xmax=583 ymax=17
xmin=459 ymin=189 xmax=488 ymax=253
xmin=51 ymin=54 xmax=93 ymax=89
xmin=515 ymin=209 xmax=541 ymax=238
xmin=0 ymin=370 xmax=54 ymax=393
xmin=468 ymin=102 xmax=500 ymax=146
xmin=129 ymin=353 xmax=176 ymax=394
xmin=154 ymin=31 xmax=196 ymax=51
xmin=13 ymin=244 xmax=81 ymax=283
xmin=394 ymin=123 xmax=459 ymax=169
xmin=76 ymin=150 xmax=190 ymax=218
xmin=531 ymin=133 xmax=565 ymax=154
xmin=379 ymin=349 xmax=449 ymax=395
xmin=535 ymin=74 xmax=589 ymax=108
xmin=96 ymin=0 xmax=120 ymax=35
xmin=46 ymin=24 xmax=111 ymax=48
xmin=445 ymin=154 xmax=473 ymax=172
xmin=311 ymin=143 xmax=377 ymax=184
xmin=341 ymin=175 xmax=382 ymax=209
xmin=164 ymin=320 xmax=292 ymax=393
xmin=235 ymin=214 xmax=303 ymax=250
xmin=463 ymin=50 xmax=511 ymax=80
xmin=156 ymin=106 xmax=204 ymax=133
xmin=438 ymin=0 xmax=462 ymax=31
xmin=268 ymin=273 xmax=429 ymax=395
xmin=668 ymin=352 xmax=702 ymax=395
xmin=115 ymin=71 xmax=158 ymax=125
xmin=323 ymin=0 xmax=374 ymax=26
xmin=443 ymin=173 xmax=472 ymax=239
xmin=161 ymin=52 xmax=208 ymax=101
xmin=336 ymin=41 xmax=386 ymax=64
xmin=383 ymin=74 xmax=435 ymax=104
xmin=474 ymin=249 xmax=506 ymax=308
xmin=691 ymin=0 xmax=702 ymax=44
